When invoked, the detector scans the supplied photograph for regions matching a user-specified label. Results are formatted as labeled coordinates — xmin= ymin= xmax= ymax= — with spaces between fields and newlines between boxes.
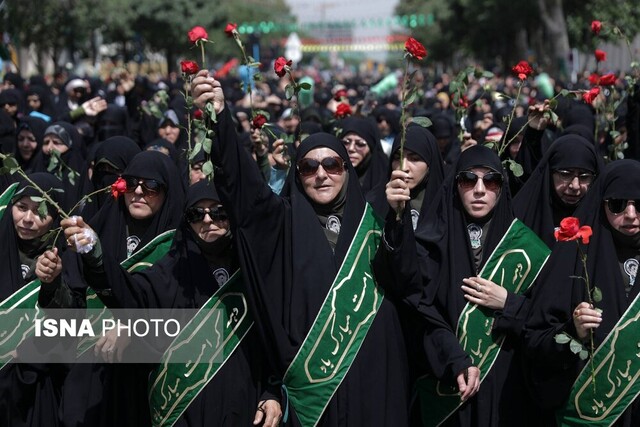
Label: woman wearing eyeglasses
xmin=191 ymin=71 xmax=410 ymax=426
xmin=380 ymin=144 xmax=546 ymax=425
xmin=524 ymin=160 xmax=640 ymax=425
xmin=514 ymin=134 xmax=603 ymax=248
xmin=337 ymin=116 xmax=389 ymax=200
xmin=53 ymin=179 xmax=283 ymax=426
xmin=36 ymin=150 xmax=184 ymax=426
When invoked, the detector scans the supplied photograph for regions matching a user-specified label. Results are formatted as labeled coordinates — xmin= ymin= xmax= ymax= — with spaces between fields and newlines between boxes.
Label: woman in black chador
xmin=55 ymin=179 xmax=282 ymax=426
xmin=524 ymin=160 xmax=640 ymax=426
xmin=514 ymin=134 xmax=603 ymax=248
xmin=39 ymin=150 xmax=184 ymax=427
xmin=0 ymin=172 xmax=67 ymax=427
xmin=379 ymin=144 xmax=540 ymax=425
xmin=191 ymin=71 xmax=410 ymax=426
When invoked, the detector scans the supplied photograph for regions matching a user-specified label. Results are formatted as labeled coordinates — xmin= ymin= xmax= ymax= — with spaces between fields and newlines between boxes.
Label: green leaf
xmin=592 ymin=287 xmax=603 ymax=303
xmin=299 ymin=82 xmax=312 ymax=90
xmin=0 ymin=166 xmax=9 ymax=175
xmin=578 ymin=350 xmax=589 ymax=360
xmin=482 ymin=71 xmax=495 ymax=79
xmin=559 ymin=89 xmax=570 ymax=97
xmin=203 ymin=138 xmax=212 ymax=154
xmin=68 ymin=171 xmax=76 ymax=186
xmin=205 ymin=102 xmax=217 ymax=123
xmin=285 ymin=85 xmax=295 ymax=100
xmin=404 ymin=91 xmax=418 ymax=106
xmin=189 ymin=142 xmax=203 ymax=161
xmin=411 ymin=116 xmax=432 ymax=128
xmin=3 ymin=156 xmax=19 ymax=170
xmin=569 ymin=339 xmax=584 ymax=354
xmin=47 ymin=156 xmax=59 ymax=172
xmin=37 ymin=201 xmax=49 ymax=219
xmin=554 ymin=333 xmax=571 ymax=344
xmin=509 ymin=160 xmax=524 ymax=177
xmin=609 ymin=130 xmax=621 ymax=140
xmin=548 ymin=99 xmax=558 ymax=110
xmin=30 ymin=196 xmax=44 ymax=202
xmin=449 ymin=81 xmax=459 ymax=93
xmin=202 ymin=160 xmax=214 ymax=176
xmin=484 ymin=142 xmax=495 ymax=150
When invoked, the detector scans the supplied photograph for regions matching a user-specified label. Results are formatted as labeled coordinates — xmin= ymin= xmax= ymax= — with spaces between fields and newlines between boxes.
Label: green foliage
xmin=3 ymin=0 xmax=294 ymax=72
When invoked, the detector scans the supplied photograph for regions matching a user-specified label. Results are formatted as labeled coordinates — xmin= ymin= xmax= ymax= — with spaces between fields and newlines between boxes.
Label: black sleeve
xmin=373 ymin=207 xmax=429 ymax=308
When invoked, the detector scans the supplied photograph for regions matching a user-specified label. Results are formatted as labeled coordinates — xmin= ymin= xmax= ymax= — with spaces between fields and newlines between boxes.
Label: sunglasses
xmin=297 ymin=156 xmax=346 ymax=177
xmin=123 ymin=177 xmax=165 ymax=198
xmin=185 ymin=206 xmax=228 ymax=223
xmin=456 ymin=171 xmax=503 ymax=192
xmin=553 ymin=169 xmax=596 ymax=185
xmin=605 ymin=199 xmax=639 ymax=215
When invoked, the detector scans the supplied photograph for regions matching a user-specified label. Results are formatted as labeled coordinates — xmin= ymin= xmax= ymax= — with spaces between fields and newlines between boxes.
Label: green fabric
xmin=0 ymin=182 xmax=18 ymax=219
xmin=0 ymin=279 xmax=42 ymax=371
xmin=77 ymin=230 xmax=175 ymax=356
xmin=148 ymin=270 xmax=253 ymax=427
xmin=557 ymin=290 xmax=640 ymax=426
xmin=283 ymin=204 xmax=384 ymax=427
xmin=418 ymin=219 xmax=550 ymax=427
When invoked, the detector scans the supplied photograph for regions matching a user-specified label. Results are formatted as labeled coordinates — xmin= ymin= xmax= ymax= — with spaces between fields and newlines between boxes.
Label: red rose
xmin=180 ymin=60 xmax=199 ymax=75
xmin=252 ymin=114 xmax=267 ymax=129
xmin=595 ymin=49 xmax=607 ymax=62
xmin=224 ymin=23 xmax=238 ymax=38
xmin=458 ymin=95 xmax=469 ymax=109
xmin=334 ymin=103 xmax=352 ymax=119
xmin=404 ymin=37 xmax=427 ymax=60
xmin=582 ymin=87 xmax=600 ymax=104
xmin=512 ymin=60 xmax=533 ymax=80
xmin=188 ymin=26 xmax=208 ymax=44
xmin=274 ymin=57 xmax=292 ymax=77
xmin=588 ymin=73 xmax=601 ymax=86
xmin=591 ymin=20 xmax=602 ymax=36
xmin=554 ymin=217 xmax=592 ymax=244
xmin=193 ymin=109 xmax=203 ymax=120
xmin=111 ymin=177 xmax=127 ymax=199
xmin=598 ymin=73 xmax=616 ymax=86
xmin=333 ymin=89 xmax=348 ymax=102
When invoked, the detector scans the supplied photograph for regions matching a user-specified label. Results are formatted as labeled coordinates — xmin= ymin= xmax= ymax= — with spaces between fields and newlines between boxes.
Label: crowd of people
xmin=0 ymin=57 xmax=639 ymax=427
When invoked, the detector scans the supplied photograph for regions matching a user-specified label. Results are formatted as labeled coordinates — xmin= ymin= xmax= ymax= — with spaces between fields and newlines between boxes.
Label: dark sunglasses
xmin=456 ymin=171 xmax=503 ymax=192
xmin=605 ymin=199 xmax=639 ymax=215
xmin=123 ymin=176 xmax=165 ymax=198
xmin=185 ymin=206 xmax=228 ymax=223
xmin=297 ymin=156 xmax=346 ymax=177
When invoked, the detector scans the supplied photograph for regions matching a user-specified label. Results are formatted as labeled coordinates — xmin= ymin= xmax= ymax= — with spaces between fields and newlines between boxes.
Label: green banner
xmin=418 ymin=219 xmax=550 ymax=427
xmin=557 ymin=290 xmax=640 ymax=426
xmin=0 ymin=279 xmax=42 ymax=370
xmin=283 ymin=204 xmax=384 ymax=427
xmin=77 ymin=229 xmax=175 ymax=355
xmin=148 ymin=270 xmax=253 ymax=427
xmin=0 ymin=182 xmax=18 ymax=218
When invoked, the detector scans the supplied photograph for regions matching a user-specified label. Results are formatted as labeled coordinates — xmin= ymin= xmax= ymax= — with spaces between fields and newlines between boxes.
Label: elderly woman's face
xmin=43 ymin=134 xmax=69 ymax=155
xmin=298 ymin=147 xmax=347 ymax=205
xmin=187 ymin=199 xmax=230 ymax=243
xmin=604 ymin=199 xmax=640 ymax=236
